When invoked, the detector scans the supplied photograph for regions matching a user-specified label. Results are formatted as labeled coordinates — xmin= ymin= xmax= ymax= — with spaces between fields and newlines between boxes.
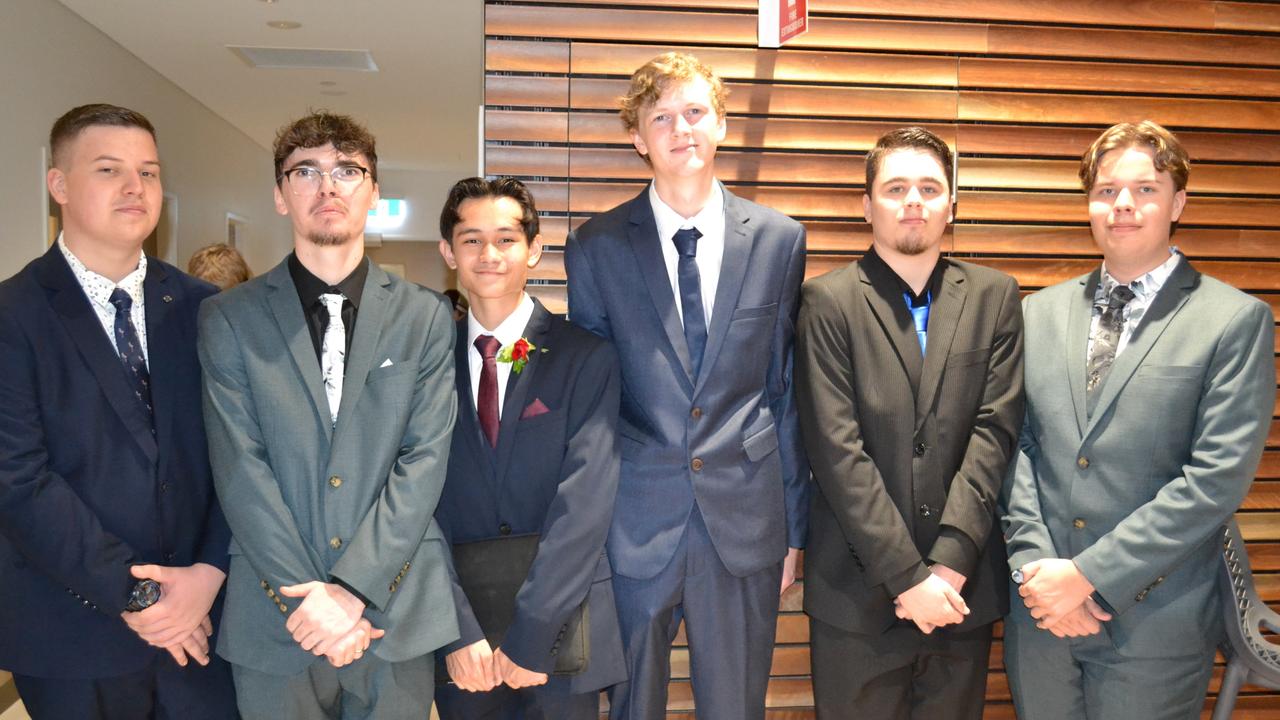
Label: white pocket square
xmin=379 ymin=358 xmax=394 ymax=368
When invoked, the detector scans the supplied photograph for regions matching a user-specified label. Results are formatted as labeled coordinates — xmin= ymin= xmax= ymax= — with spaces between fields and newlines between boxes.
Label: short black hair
xmin=439 ymin=177 xmax=540 ymax=242
xmin=50 ymin=104 xmax=156 ymax=167
xmin=865 ymin=126 xmax=954 ymax=195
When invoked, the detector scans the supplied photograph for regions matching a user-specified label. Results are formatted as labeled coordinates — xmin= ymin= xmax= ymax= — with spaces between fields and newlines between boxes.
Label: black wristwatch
xmin=125 ymin=578 xmax=162 ymax=612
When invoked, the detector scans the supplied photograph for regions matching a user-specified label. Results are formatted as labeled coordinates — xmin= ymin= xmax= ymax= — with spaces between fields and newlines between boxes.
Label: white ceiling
xmin=57 ymin=0 xmax=483 ymax=173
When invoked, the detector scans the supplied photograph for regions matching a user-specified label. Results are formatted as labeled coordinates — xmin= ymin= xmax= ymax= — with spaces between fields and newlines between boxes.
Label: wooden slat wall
xmin=482 ymin=1 xmax=1280 ymax=716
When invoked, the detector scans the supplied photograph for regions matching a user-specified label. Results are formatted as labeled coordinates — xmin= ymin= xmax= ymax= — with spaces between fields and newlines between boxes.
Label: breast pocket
xmin=732 ymin=303 xmax=778 ymax=322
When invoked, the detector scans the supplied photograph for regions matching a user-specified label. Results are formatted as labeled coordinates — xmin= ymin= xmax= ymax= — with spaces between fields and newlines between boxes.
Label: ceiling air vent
xmin=228 ymin=46 xmax=378 ymax=72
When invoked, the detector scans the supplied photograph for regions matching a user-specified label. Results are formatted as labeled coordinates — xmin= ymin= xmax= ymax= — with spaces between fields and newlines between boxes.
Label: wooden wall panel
xmin=484 ymin=1 xmax=1280 ymax=715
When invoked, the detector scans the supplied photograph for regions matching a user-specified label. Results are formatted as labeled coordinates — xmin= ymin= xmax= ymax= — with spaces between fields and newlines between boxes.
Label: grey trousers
xmin=1004 ymin=615 xmax=1213 ymax=720
xmin=232 ymin=653 xmax=433 ymax=720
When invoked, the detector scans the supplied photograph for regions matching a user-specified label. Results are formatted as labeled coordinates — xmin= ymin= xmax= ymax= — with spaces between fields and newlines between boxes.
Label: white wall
xmin=0 ymin=0 xmax=291 ymax=281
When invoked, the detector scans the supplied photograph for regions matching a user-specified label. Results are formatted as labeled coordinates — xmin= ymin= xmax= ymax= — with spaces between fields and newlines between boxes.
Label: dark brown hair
xmin=865 ymin=126 xmax=954 ymax=196
xmin=187 ymin=243 xmax=252 ymax=291
xmin=439 ymin=177 xmax=540 ymax=243
xmin=1079 ymin=120 xmax=1189 ymax=193
xmin=50 ymin=104 xmax=156 ymax=167
xmin=273 ymin=111 xmax=377 ymax=185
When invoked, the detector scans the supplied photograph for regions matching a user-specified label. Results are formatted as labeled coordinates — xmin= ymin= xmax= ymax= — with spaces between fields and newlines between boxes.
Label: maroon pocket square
xmin=520 ymin=398 xmax=551 ymax=420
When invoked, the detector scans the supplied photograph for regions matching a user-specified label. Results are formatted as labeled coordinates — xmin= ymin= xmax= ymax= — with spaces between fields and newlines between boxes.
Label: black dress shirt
xmin=288 ymin=253 xmax=369 ymax=367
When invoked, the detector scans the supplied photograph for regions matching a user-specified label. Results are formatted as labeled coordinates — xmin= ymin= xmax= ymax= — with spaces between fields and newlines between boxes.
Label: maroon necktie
xmin=475 ymin=335 xmax=501 ymax=447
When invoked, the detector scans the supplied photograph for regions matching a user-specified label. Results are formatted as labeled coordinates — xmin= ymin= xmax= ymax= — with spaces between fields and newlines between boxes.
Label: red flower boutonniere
xmin=497 ymin=337 xmax=546 ymax=374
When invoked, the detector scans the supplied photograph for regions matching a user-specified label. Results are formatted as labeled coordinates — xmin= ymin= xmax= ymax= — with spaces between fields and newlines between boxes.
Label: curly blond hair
xmin=618 ymin=52 xmax=728 ymax=133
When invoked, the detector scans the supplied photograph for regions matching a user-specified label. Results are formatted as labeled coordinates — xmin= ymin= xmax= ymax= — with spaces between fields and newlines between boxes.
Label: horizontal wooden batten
xmin=487 ymin=144 xmax=1280 ymax=196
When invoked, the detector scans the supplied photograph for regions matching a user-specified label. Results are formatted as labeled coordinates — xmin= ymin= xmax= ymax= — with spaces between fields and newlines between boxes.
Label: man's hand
xmin=1018 ymin=559 xmax=1096 ymax=627
xmin=1040 ymin=596 xmax=1113 ymax=638
xmin=121 ymin=563 xmax=225 ymax=649
xmin=895 ymin=572 xmax=969 ymax=634
xmin=780 ymin=547 xmax=801 ymax=595
xmin=279 ymin=581 xmax=366 ymax=655
xmin=494 ymin=648 xmax=548 ymax=689
xmin=159 ymin=617 xmax=214 ymax=667
xmin=446 ymin=639 xmax=500 ymax=693
xmin=323 ymin=618 xmax=384 ymax=668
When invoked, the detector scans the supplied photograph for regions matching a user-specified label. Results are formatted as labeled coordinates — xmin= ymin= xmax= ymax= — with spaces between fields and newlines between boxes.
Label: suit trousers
xmin=608 ymin=506 xmax=782 ymax=720
xmin=809 ymin=615 xmax=991 ymax=720
xmin=231 ymin=653 xmax=433 ymax=720
xmin=1004 ymin=612 xmax=1214 ymax=720
xmin=435 ymin=678 xmax=599 ymax=720
xmin=13 ymin=653 xmax=238 ymax=720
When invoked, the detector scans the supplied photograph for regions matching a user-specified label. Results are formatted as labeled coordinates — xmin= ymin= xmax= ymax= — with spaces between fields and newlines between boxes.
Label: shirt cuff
xmin=927 ymin=527 xmax=979 ymax=579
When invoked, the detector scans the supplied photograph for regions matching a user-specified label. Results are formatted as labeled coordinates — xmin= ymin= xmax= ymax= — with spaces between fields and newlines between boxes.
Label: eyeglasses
xmin=279 ymin=164 xmax=370 ymax=195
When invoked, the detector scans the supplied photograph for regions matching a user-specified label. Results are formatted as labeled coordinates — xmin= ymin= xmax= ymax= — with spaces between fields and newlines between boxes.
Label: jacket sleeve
xmin=770 ymin=225 xmax=810 ymax=550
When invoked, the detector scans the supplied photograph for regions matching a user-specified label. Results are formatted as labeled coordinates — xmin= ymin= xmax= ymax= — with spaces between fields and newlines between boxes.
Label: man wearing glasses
xmin=199 ymin=111 xmax=459 ymax=718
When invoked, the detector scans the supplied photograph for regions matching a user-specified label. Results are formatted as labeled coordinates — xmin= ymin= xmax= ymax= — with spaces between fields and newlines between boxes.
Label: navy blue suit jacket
xmin=0 ymin=244 xmax=229 ymax=678
xmin=435 ymin=299 xmax=626 ymax=692
xmin=565 ymin=185 xmax=809 ymax=580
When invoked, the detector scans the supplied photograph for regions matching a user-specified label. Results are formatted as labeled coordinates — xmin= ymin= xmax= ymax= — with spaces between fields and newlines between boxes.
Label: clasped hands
xmin=121 ymin=563 xmax=225 ymax=667
xmin=894 ymin=564 xmax=970 ymax=634
xmin=1016 ymin=559 xmax=1112 ymax=638
xmin=279 ymin=581 xmax=383 ymax=667
xmin=446 ymin=639 xmax=548 ymax=693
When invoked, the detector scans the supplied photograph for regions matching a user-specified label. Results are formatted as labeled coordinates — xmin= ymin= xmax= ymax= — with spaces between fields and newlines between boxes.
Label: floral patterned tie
xmin=320 ymin=293 xmax=346 ymax=426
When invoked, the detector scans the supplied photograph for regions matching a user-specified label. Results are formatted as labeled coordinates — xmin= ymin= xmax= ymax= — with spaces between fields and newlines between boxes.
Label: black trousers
xmin=436 ymin=680 xmax=599 ymax=720
xmin=13 ymin=652 xmax=238 ymax=720
xmin=809 ymin=615 xmax=992 ymax=720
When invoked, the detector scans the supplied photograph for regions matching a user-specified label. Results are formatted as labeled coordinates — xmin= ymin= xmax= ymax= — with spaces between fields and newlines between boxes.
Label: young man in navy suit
xmin=565 ymin=52 xmax=809 ymax=720
xmin=0 ymin=104 xmax=236 ymax=718
xmin=434 ymin=177 xmax=626 ymax=719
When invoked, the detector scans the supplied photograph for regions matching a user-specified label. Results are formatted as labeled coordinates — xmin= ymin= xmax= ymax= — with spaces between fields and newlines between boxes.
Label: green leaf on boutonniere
xmin=498 ymin=337 xmax=539 ymax=374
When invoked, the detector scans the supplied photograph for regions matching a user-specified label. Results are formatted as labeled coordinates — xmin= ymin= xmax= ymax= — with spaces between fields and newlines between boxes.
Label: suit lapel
xmin=1066 ymin=271 xmax=1098 ymax=438
xmin=265 ymin=260 xmax=330 ymax=439
xmin=332 ymin=262 xmax=389 ymax=441
xmin=38 ymin=247 xmax=158 ymax=464
xmin=695 ymin=185 xmax=750 ymax=392
xmin=495 ymin=300 xmax=553 ymax=487
xmin=1083 ymin=257 xmax=1198 ymax=440
xmin=454 ymin=319 xmax=497 ymax=476
xmin=627 ymin=190 xmax=696 ymax=393
xmin=914 ymin=263 xmax=966 ymax=431
xmin=143 ymin=261 xmax=176 ymax=468
xmin=859 ymin=254 xmax=923 ymax=393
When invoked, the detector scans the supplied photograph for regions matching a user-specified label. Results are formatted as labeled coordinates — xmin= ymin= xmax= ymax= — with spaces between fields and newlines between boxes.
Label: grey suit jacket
xmin=199 ymin=258 xmax=459 ymax=674
xmin=797 ymin=253 xmax=1024 ymax=634
xmin=1002 ymin=256 xmax=1274 ymax=658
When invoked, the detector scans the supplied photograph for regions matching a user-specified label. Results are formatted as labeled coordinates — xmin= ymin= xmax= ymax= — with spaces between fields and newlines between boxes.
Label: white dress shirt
xmin=1088 ymin=247 xmax=1182 ymax=360
xmin=467 ymin=292 xmax=535 ymax=414
xmin=649 ymin=181 xmax=726 ymax=327
xmin=58 ymin=233 xmax=149 ymax=366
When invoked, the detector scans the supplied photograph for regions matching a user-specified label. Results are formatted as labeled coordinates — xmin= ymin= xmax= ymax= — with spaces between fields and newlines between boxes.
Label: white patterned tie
xmin=320 ymin=293 xmax=346 ymax=425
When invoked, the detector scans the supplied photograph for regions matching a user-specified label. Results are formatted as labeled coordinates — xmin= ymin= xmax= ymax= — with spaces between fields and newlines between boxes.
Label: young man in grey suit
xmin=199 ymin=112 xmax=458 ymax=718
xmin=565 ymin=52 xmax=808 ymax=720
xmin=795 ymin=127 xmax=1024 ymax=719
xmin=1002 ymin=121 xmax=1275 ymax=720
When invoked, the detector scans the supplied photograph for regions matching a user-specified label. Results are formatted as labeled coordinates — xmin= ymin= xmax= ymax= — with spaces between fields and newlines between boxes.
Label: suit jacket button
xmin=260 ymin=580 xmax=269 ymax=589
xmin=691 ymin=458 xmax=704 ymax=472
xmin=691 ymin=407 xmax=702 ymax=419
xmin=1077 ymin=456 xmax=1090 ymax=469
xmin=1073 ymin=518 xmax=1086 ymax=530
xmin=499 ymin=523 xmax=512 ymax=536
xmin=389 ymin=584 xmax=396 ymax=593
xmin=329 ymin=475 xmax=343 ymax=488
xmin=918 ymin=504 xmax=932 ymax=518
xmin=330 ymin=537 xmax=343 ymax=549
xmin=913 ymin=442 xmax=927 ymax=457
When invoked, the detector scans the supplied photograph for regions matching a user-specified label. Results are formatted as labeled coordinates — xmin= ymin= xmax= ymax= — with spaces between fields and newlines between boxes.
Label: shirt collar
xmin=57 ymin=233 xmax=147 ymax=309
xmin=649 ymin=181 xmax=725 ymax=244
xmin=288 ymin=252 xmax=368 ymax=310
xmin=1098 ymin=247 xmax=1181 ymax=303
xmin=864 ymin=246 xmax=946 ymax=306
xmin=468 ymin=293 xmax=535 ymax=351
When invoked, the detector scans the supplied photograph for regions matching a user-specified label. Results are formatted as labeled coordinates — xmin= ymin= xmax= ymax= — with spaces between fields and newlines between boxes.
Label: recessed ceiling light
xmin=319 ymin=80 xmax=337 ymax=87
xmin=267 ymin=20 xmax=301 ymax=30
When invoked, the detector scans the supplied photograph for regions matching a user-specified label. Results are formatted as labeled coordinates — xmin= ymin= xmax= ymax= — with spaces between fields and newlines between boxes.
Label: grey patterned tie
xmin=320 ymin=293 xmax=346 ymax=425
xmin=1086 ymin=284 xmax=1136 ymax=400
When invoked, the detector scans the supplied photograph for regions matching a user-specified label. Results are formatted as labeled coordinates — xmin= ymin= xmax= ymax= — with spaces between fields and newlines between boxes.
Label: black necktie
xmin=1086 ymin=284 xmax=1136 ymax=402
xmin=109 ymin=288 xmax=154 ymax=431
xmin=475 ymin=335 xmax=501 ymax=448
xmin=672 ymin=227 xmax=708 ymax=378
